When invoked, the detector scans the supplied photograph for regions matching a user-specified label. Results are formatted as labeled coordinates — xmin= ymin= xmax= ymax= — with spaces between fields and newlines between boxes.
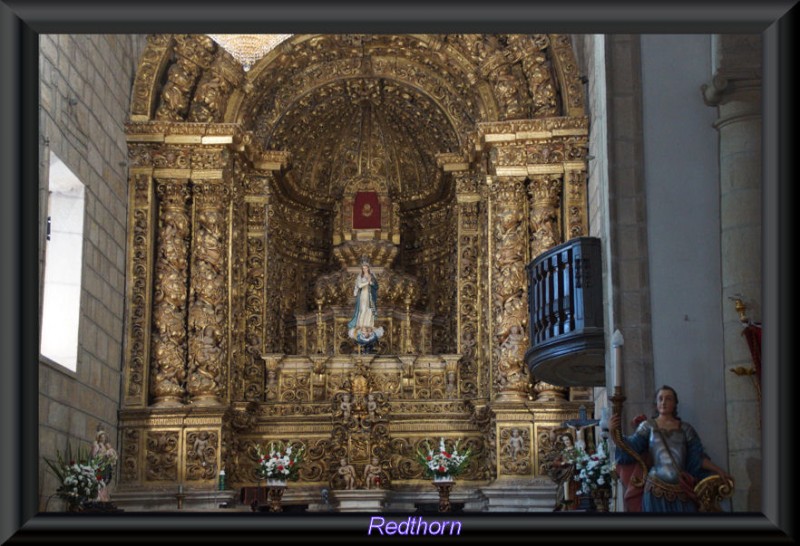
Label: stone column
xmin=150 ymin=178 xmax=191 ymax=406
xmin=187 ymin=180 xmax=230 ymax=406
xmin=703 ymin=34 xmax=762 ymax=512
xmin=489 ymin=175 xmax=530 ymax=403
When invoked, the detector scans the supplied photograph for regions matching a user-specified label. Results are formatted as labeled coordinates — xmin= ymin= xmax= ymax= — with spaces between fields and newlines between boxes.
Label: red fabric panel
xmin=617 ymin=463 xmax=644 ymax=512
xmin=742 ymin=324 xmax=762 ymax=382
xmin=353 ymin=192 xmax=381 ymax=229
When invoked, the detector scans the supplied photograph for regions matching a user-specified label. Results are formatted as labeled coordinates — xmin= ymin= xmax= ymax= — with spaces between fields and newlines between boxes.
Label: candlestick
xmin=611 ymin=329 xmax=624 ymax=389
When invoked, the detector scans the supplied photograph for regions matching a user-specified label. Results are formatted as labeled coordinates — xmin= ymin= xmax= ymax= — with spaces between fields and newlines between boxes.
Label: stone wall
xmin=573 ymin=34 xmax=655 ymax=422
xmin=705 ymin=34 xmax=763 ymax=512
xmin=38 ymin=34 xmax=146 ymax=511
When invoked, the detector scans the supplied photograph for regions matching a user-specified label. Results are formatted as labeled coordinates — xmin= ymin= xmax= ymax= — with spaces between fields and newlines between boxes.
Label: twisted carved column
xmin=490 ymin=176 xmax=530 ymax=402
xmin=527 ymin=174 xmax=569 ymax=402
xmin=527 ymin=175 xmax=562 ymax=259
xmin=187 ymin=180 xmax=230 ymax=406
xmin=150 ymin=179 xmax=191 ymax=406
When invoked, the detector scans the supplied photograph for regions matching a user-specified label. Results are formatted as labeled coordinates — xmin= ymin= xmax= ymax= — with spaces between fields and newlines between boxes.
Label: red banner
xmin=742 ymin=323 xmax=762 ymax=384
xmin=353 ymin=192 xmax=381 ymax=229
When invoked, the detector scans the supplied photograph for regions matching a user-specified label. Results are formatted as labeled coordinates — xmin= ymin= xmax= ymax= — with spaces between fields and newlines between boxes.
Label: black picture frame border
xmin=1 ymin=1 xmax=794 ymax=543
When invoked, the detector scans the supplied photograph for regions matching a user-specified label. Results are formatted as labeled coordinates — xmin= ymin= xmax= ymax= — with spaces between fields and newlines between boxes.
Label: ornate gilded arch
xmin=130 ymin=33 xmax=585 ymax=131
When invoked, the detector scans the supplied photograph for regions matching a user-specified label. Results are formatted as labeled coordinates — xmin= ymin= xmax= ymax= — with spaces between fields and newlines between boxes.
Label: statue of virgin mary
xmin=348 ymin=259 xmax=384 ymax=349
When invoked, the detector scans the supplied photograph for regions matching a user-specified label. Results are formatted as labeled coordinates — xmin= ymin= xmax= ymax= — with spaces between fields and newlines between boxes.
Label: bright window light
xmin=40 ymin=151 xmax=85 ymax=371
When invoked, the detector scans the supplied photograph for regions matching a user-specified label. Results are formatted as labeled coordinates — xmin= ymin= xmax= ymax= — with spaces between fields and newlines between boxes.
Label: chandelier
xmin=207 ymin=34 xmax=292 ymax=71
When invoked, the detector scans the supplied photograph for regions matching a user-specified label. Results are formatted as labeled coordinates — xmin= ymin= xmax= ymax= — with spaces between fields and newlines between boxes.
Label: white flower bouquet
xmin=571 ymin=441 xmax=617 ymax=495
xmin=43 ymin=442 xmax=105 ymax=509
xmin=416 ymin=437 xmax=471 ymax=480
xmin=256 ymin=441 xmax=304 ymax=482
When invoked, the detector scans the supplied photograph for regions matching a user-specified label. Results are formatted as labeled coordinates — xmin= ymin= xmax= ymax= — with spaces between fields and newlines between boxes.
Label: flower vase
xmin=266 ymin=479 xmax=287 ymax=512
xmin=591 ymin=487 xmax=611 ymax=512
xmin=432 ymin=475 xmax=454 ymax=512
xmin=65 ymin=498 xmax=85 ymax=512
xmin=577 ymin=494 xmax=595 ymax=511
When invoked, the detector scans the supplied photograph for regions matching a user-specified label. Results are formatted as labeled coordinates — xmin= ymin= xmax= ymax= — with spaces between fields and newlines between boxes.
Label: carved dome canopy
xmin=234 ymin=34 xmax=567 ymax=210
xmin=261 ymin=78 xmax=458 ymax=209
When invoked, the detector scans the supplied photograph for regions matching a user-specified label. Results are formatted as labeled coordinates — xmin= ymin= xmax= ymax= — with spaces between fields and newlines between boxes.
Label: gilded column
xmin=242 ymin=173 xmax=269 ymax=401
xmin=527 ymin=174 xmax=563 ymax=259
xmin=150 ymin=179 xmax=191 ymax=406
xmin=564 ymin=169 xmax=588 ymax=241
xmin=455 ymin=171 xmax=482 ymax=399
xmin=123 ymin=173 xmax=155 ymax=407
xmin=527 ymin=174 xmax=569 ymax=402
xmin=490 ymin=175 xmax=530 ymax=403
xmin=187 ymin=180 xmax=230 ymax=406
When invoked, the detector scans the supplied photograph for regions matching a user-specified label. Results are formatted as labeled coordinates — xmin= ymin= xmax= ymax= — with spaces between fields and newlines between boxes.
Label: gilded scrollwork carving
xmin=566 ymin=170 xmax=588 ymax=239
xmin=145 ymin=431 xmax=180 ymax=481
xmin=228 ymin=165 xmax=248 ymax=402
xmin=469 ymin=404 xmax=497 ymax=480
xmin=152 ymin=146 xmax=191 ymax=169
xmin=125 ymin=175 xmax=153 ymax=404
xmin=151 ymin=179 xmax=191 ymax=405
xmin=128 ymin=144 xmax=153 ymax=169
xmin=131 ymin=35 xmax=174 ymax=120
xmin=455 ymin=171 xmax=482 ymax=400
xmin=549 ymin=34 xmax=586 ymax=117
xmin=120 ymin=428 xmax=140 ymax=484
xmin=243 ymin=236 xmax=266 ymax=401
xmin=190 ymin=147 xmax=229 ymax=170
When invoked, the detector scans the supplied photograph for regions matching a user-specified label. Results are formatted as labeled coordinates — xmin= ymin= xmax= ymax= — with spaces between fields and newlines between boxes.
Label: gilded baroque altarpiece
xmin=120 ymin=34 xmax=593 ymax=494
